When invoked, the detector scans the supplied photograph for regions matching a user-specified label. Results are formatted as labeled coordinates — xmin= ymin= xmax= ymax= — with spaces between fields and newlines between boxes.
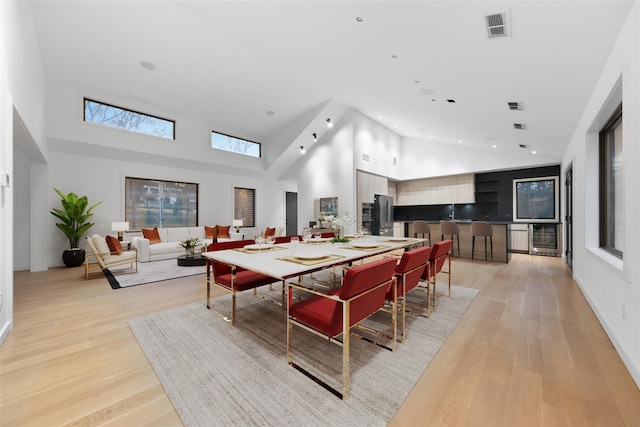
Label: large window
xmin=234 ymin=187 xmax=255 ymax=227
xmin=599 ymin=104 xmax=623 ymax=258
xmin=84 ymin=98 xmax=175 ymax=140
xmin=212 ymin=131 xmax=261 ymax=158
xmin=125 ymin=177 xmax=198 ymax=229
xmin=512 ymin=176 xmax=559 ymax=223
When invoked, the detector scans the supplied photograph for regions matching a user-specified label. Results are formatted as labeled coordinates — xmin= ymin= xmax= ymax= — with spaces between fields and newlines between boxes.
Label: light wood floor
xmin=2 ymin=254 xmax=639 ymax=426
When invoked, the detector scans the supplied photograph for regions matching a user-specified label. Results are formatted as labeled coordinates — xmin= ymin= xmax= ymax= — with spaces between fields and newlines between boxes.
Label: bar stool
xmin=471 ymin=221 xmax=493 ymax=261
xmin=440 ymin=221 xmax=460 ymax=256
xmin=413 ymin=220 xmax=431 ymax=246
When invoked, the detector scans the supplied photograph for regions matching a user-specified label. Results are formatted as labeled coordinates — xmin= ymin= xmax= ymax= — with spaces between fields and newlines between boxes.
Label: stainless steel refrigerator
xmin=373 ymin=194 xmax=394 ymax=236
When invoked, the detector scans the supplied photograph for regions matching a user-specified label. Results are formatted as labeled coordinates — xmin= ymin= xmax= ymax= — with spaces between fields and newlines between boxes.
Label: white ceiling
xmin=30 ymin=1 xmax=633 ymax=163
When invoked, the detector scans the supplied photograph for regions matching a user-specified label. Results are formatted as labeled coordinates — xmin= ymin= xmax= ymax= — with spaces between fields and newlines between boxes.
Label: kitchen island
xmin=402 ymin=220 xmax=510 ymax=263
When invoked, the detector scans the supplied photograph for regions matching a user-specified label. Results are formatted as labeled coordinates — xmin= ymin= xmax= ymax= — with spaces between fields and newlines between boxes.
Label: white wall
xmin=291 ymin=116 xmax=356 ymax=228
xmin=0 ymin=0 xmax=48 ymax=344
xmin=353 ymin=111 xmax=402 ymax=180
xmin=562 ymin=1 xmax=640 ymax=387
xmin=399 ymin=136 xmax=558 ymax=180
xmin=47 ymin=150 xmax=275 ymax=267
xmin=13 ymin=147 xmax=30 ymax=271
xmin=46 ymin=82 xmax=266 ymax=175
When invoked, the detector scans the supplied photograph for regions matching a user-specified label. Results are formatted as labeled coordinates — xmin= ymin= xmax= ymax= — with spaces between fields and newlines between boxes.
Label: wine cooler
xmin=528 ymin=223 xmax=562 ymax=257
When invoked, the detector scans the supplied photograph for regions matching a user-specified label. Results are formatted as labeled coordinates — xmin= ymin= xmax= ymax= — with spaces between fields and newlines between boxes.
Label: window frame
xmin=125 ymin=177 xmax=198 ymax=229
xmin=234 ymin=187 xmax=256 ymax=228
xmin=211 ymin=130 xmax=261 ymax=158
xmin=83 ymin=98 xmax=176 ymax=140
xmin=598 ymin=103 xmax=623 ymax=259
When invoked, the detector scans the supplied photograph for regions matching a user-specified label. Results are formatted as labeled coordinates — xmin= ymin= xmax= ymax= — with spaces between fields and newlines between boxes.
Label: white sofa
xmin=131 ymin=226 xmax=243 ymax=262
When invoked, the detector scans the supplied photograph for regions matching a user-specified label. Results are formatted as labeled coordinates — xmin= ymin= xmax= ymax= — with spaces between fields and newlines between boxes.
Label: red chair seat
xmin=215 ymin=270 xmax=279 ymax=292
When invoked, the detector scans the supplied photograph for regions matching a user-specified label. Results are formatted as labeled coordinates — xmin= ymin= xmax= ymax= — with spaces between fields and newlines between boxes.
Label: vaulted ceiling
xmin=31 ymin=1 xmax=633 ymax=164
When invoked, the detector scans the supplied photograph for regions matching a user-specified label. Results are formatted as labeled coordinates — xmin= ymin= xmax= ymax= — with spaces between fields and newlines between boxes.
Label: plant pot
xmin=63 ymin=248 xmax=86 ymax=268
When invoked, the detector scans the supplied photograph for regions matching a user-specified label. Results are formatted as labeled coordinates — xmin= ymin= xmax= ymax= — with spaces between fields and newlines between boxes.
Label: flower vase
xmin=185 ymin=247 xmax=195 ymax=258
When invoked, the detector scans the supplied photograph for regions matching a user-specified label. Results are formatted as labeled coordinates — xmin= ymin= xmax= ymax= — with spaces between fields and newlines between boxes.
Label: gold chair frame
xmin=286 ymin=276 xmax=396 ymax=400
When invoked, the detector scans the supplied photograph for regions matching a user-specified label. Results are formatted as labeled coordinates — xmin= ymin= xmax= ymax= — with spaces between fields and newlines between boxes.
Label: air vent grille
xmin=508 ymin=101 xmax=522 ymax=110
xmin=519 ymin=144 xmax=529 ymax=149
xmin=513 ymin=123 xmax=527 ymax=130
xmin=485 ymin=10 xmax=511 ymax=38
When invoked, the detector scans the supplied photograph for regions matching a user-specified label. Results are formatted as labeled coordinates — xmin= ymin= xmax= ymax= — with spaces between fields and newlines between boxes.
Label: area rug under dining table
xmin=128 ymin=283 xmax=479 ymax=426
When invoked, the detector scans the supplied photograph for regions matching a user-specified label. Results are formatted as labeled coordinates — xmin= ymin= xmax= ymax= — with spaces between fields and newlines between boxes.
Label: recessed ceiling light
xmin=391 ymin=54 xmax=398 ymax=59
xmin=414 ymin=80 xmax=420 ymax=84
xmin=492 ymin=145 xmax=497 ymax=148
xmin=458 ymin=140 xmax=463 ymax=143
xmin=532 ymin=150 xmax=537 ymax=154
xmin=356 ymin=17 xmax=363 ymax=22
xmin=447 ymin=99 xmax=456 ymax=103
xmin=140 ymin=61 xmax=156 ymax=71
xmin=421 ymin=88 xmax=434 ymax=96
xmin=265 ymin=110 xmax=275 ymax=116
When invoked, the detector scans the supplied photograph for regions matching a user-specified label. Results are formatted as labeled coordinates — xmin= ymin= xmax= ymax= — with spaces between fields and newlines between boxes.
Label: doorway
xmin=285 ymin=191 xmax=298 ymax=236
xmin=564 ymin=163 xmax=573 ymax=270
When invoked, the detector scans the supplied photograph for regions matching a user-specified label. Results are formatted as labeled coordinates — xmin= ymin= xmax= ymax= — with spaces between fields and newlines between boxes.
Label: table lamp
xmin=233 ymin=219 xmax=243 ymax=233
xmin=111 ymin=221 xmax=129 ymax=241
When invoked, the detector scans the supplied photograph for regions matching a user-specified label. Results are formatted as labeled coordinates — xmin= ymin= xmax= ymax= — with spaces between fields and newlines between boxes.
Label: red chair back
xmin=274 ymin=235 xmax=303 ymax=244
xmin=389 ymin=246 xmax=431 ymax=299
xmin=336 ymin=257 xmax=397 ymax=330
xmin=422 ymin=240 xmax=452 ymax=280
xmin=320 ymin=231 xmax=336 ymax=238
xmin=207 ymin=239 xmax=254 ymax=276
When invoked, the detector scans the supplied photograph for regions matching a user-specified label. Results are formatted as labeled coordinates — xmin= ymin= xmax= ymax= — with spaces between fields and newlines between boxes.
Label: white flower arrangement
xmin=331 ymin=215 xmax=354 ymax=228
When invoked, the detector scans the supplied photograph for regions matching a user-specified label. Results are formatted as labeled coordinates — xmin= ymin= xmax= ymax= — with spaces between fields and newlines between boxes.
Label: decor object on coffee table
xmin=50 ymin=188 xmax=102 ymax=267
xmin=178 ymin=237 xmax=202 ymax=258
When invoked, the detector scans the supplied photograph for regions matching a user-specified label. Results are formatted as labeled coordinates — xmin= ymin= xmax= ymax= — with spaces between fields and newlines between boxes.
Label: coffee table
xmin=177 ymin=254 xmax=207 ymax=267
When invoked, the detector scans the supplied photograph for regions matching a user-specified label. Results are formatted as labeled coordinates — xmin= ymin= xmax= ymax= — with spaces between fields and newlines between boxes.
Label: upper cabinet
xmin=396 ymin=173 xmax=475 ymax=205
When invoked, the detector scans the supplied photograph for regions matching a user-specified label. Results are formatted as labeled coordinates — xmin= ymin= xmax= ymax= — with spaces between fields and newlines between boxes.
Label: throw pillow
xmin=216 ymin=225 xmax=231 ymax=238
xmin=205 ymin=225 xmax=217 ymax=239
xmin=264 ymin=227 xmax=276 ymax=237
xmin=105 ymin=235 xmax=123 ymax=255
xmin=91 ymin=234 xmax=111 ymax=260
xmin=142 ymin=227 xmax=162 ymax=244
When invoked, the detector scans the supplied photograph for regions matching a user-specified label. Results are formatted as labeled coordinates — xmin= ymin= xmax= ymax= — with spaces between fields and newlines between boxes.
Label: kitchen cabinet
xmin=396 ymin=173 xmax=475 ymax=205
xmin=509 ymin=223 xmax=529 ymax=252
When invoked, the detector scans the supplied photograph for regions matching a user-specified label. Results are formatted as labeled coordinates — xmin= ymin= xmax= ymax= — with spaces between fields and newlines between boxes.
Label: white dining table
xmin=203 ymin=236 xmax=425 ymax=281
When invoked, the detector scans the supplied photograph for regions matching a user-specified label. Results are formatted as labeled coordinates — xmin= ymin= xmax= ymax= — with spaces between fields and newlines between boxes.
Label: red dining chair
xmin=287 ymin=257 xmax=397 ymax=400
xmin=385 ymin=246 xmax=431 ymax=341
xmin=274 ymin=235 xmax=303 ymax=244
xmin=421 ymin=239 xmax=452 ymax=312
xmin=320 ymin=231 xmax=336 ymax=238
xmin=206 ymin=240 xmax=281 ymax=324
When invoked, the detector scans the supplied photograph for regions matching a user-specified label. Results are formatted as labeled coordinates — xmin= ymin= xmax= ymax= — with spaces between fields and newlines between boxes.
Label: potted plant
xmin=50 ymin=188 xmax=102 ymax=267
xmin=178 ymin=237 xmax=202 ymax=258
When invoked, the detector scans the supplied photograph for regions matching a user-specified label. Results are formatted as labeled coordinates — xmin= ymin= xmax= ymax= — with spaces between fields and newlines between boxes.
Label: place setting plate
xmin=350 ymin=242 xmax=379 ymax=249
xmin=294 ymin=252 xmax=329 ymax=260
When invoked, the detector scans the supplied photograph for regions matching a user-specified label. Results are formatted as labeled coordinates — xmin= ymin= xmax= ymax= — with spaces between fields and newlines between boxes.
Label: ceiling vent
xmin=508 ymin=101 xmax=522 ymax=111
xmin=513 ymin=123 xmax=527 ymax=130
xmin=519 ymin=144 xmax=529 ymax=149
xmin=484 ymin=10 xmax=511 ymax=38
